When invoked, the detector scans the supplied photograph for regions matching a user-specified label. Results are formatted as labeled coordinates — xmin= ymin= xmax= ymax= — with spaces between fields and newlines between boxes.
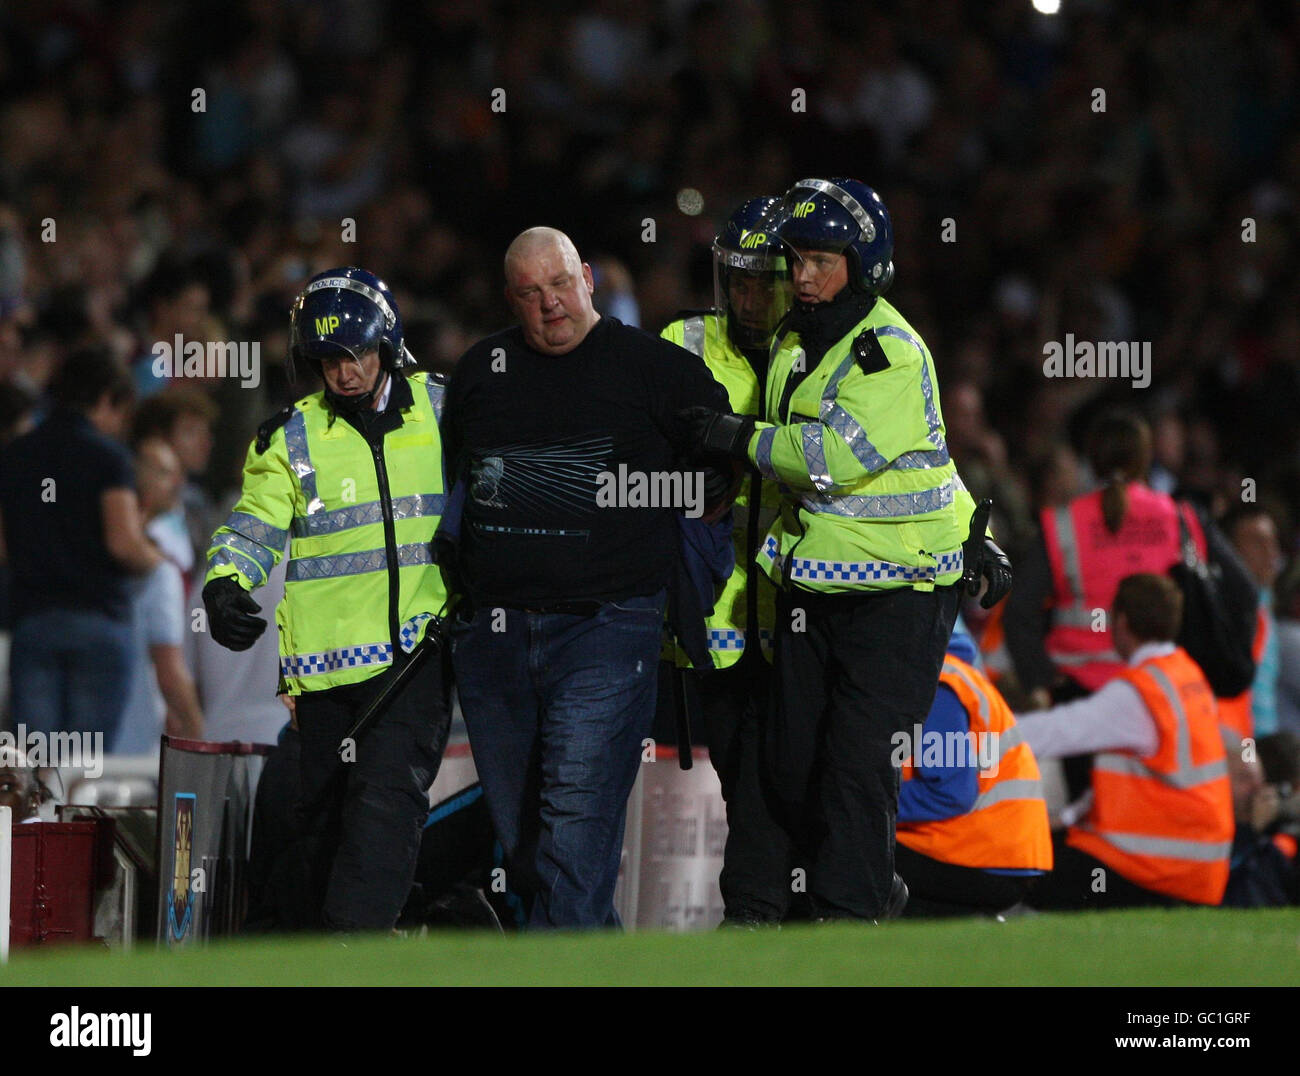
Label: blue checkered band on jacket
xmin=398 ymin=612 xmax=434 ymax=653
xmin=760 ymin=535 xmax=963 ymax=583
xmin=281 ymin=642 xmax=393 ymax=678
xmin=707 ymin=627 xmax=774 ymax=652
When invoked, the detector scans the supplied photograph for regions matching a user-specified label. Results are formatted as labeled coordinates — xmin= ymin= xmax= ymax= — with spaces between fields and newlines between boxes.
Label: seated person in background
xmin=895 ymin=625 xmax=1052 ymax=917
xmin=0 ymin=745 xmax=43 ymax=822
xmin=1018 ymin=573 xmax=1234 ymax=909
xmin=1222 ymin=732 xmax=1299 ymax=907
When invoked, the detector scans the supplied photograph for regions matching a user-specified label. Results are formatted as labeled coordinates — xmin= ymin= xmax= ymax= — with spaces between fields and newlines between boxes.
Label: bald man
xmin=442 ymin=228 xmax=730 ymax=928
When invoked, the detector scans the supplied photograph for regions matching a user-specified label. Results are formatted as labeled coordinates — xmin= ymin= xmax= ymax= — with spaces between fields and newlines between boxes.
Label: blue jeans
xmin=10 ymin=609 xmax=133 ymax=742
xmin=451 ymin=591 xmax=665 ymax=928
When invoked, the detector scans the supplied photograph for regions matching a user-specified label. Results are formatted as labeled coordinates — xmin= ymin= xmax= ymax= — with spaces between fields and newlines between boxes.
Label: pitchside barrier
xmin=156 ymin=737 xmax=270 ymax=946
xmin=3 ymin=733 xmax=728 ymax=948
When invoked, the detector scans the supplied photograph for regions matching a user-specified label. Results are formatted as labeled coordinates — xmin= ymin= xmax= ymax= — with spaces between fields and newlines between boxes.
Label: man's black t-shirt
xmin=443 ymin=316 xmax=728 ymax=606
xmin=0 ymin=409 xmax=136 ymax=622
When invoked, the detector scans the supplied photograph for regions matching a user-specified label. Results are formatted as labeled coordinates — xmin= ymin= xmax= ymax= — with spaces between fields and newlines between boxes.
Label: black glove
xmin=202 ymin=576 xmax=268 ymax=651
xmin=676 ymin=406 xmax=756 ymax=461
xmin=699 ymin=462 xmax=737 ymax=513
xmin=961 ymin=498 xmax=1013 ymax=609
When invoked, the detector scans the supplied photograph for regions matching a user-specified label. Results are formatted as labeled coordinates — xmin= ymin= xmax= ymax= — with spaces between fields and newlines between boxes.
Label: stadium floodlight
xmin=1032 ymin=0 xmax=1062 ymax=13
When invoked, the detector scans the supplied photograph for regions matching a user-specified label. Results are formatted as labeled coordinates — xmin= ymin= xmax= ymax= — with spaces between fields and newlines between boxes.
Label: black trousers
xmin=894 ymin=843 xmax=1037 ymax=917
xmin=768 ymin=583 xmax=960 ymax=919
xmin=1030 ymin=830 xmax=1183 ymax=911
xmin=294 ymin=651 xmax=450 ymax=931
xmin=693 ymin=651 xmax=798 ymax=922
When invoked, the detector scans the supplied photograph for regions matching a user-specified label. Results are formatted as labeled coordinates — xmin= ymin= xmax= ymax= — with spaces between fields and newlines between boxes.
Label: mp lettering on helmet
xmin=792 ymin=201 xmax=817 ymax=219
xmin=739 ymin=230 xmax=768 ymax=248
xmin=314 ymin=315 xmax=341 ymax=335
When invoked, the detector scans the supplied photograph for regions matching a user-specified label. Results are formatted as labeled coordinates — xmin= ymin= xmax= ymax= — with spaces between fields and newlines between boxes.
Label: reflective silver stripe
xmin=682 ymin=316 xmax=706 ymax=358
xmin=942 ymin=659 xmax=991 ymax=724
xmin=972 ymin=778 xmax=1042 ymax=811
xmin=1147 ymin=663 xmax=1194 ymax=776
xmin=286 ymin=541 xmax=434 ymax=582
xmin=823 ymin=402 xmax=889 ymax=472
xmin=1091 ymin=661 xmax=1231 ymax=790
xmin=755 ymin=427 xmax=778 ymax=480
xmin=1052 ymin=504 xmax=1085 ymax=601
xmin=281 ymin=642 xmax=393 ymax=679
xmin=801 ymin=425 xmax=832 ymax=491
xmin=792 ymin=179 xmax=875 ymax=242
xmin=1081 ymin=827 xmax=1232 ymax=862
xmin=292 ymin=493 xmax=445 ymax=538
xmin=801 ymin=479 xmax=953 ymax=519
xmin=284 ymin=410 xmax=325 ymax=516
xmin=893 ymin=447 xmax=950 ymax=469
xmin=1048 ymin=649 xmax=1120 ymax=666
xmin=209 ymin=547 xmax=268 ymax=584
xmin=776 ymin=545 xmax=964 ymax=584
xmin=211 ymin=532 xmax=274 ymax=577
xmin=224 ymin=511 xmax=289 ymax=550
xmin=1093 ymin=752 xmax=1229 ymax=790
xmin=1054 ymin=604 xmax=1098 ymax=629
xmin=301 ymin=275 xmax=397 ymax=328
xmin=996 ymin=723 xmax=1025 ymax=754
xmin=425 ymin=376 xmax=446 ymax=424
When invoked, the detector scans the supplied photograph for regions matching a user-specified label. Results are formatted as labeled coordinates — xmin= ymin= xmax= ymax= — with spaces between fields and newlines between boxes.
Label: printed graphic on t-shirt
xmin=468 ymin=434 xmax=611 ymax=524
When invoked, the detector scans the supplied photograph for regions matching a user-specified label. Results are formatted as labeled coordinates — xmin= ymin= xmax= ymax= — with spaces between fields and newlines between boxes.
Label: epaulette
xmin=255 ymin=406 xmax=295 ymax=454
xmin=852 ymin=329 xmax=891 ymax=375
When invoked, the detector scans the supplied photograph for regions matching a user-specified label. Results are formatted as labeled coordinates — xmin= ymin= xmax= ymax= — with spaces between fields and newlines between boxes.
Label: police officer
xmin=679 ymin=178 xmax=1012 ymax=921
xmin=202 ymin=267 xmax=452 ymax=932
xmin=660 ymin=198 xmax=795 ymax=925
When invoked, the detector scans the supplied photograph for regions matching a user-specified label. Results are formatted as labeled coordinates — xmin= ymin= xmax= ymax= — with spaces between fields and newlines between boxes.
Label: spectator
xmin=1019 ymin=574 xmax=1234 ymax=910
xmin=132 ymin=386 xmax=220 ymax=581
xmin=0 ymin=347 xmax=162 ymax=743
xmin=113 ymin=437 xmax=204 ymax=754
xmin=1274 ymin=565 xmax=1300 ymax=736
xmin=1219 ymin=503 xmax=1285 ymax=738
xmin=1221 ymin=732 xmax=1298 ymax=907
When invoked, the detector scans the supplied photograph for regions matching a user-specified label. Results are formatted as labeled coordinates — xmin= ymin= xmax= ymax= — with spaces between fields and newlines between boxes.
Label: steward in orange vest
xmin=895 ymin=626 xmax=1052 ymax=916
xmin=1020 ymin=574 xmax=1234 ymax=909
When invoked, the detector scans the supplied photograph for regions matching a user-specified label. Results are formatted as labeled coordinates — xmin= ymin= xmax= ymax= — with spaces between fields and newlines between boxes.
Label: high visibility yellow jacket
xmin=205 ymin=372 xmax=449 ymax=695
xmin=748 ymin=298 xmax=976 ymax=594
xmin=661 ymin=312 xmax=778 ymax=667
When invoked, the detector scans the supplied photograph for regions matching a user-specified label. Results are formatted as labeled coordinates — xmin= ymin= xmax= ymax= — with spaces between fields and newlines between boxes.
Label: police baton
xmin=338 ymin=613 xmax=449 ymax=756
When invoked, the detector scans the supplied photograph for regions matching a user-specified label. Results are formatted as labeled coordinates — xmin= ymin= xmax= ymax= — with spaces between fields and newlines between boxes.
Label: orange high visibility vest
xmin=1217 ymin=605 xmax=1268 ymax=741
xmin=1041 ymin=485 xmax=1206 ymax=692
xmin=897 ymin=654 xmax=1054 ymax=871
xmin=1068 ymin=647 xmax=1234 ymax=905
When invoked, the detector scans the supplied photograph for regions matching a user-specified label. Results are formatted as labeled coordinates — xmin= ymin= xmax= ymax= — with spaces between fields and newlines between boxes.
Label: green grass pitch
xmin=2 ymin=908 xmax=1297 ymax=986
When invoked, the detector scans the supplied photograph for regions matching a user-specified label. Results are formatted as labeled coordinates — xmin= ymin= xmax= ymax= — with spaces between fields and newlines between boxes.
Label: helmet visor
xmin=712 ymin=241 xmax=792 ymax=350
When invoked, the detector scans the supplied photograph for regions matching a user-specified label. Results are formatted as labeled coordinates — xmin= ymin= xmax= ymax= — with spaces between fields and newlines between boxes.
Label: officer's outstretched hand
xmin=202 ymin=576 xmax=268 ymax=651
xmin=676 ymin=406 xmax=756 ymax=462
xmin=961 ymin=498 xmax=1013 ymax=608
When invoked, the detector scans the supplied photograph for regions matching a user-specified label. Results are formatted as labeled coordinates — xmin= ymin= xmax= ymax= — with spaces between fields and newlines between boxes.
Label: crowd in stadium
xmin=0 ymin=0 xmax=1298 ymax=925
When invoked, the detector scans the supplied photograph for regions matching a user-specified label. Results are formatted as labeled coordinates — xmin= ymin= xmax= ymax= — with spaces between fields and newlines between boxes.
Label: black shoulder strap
xmin=255 ymin=406 xmax=295 ymax=454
